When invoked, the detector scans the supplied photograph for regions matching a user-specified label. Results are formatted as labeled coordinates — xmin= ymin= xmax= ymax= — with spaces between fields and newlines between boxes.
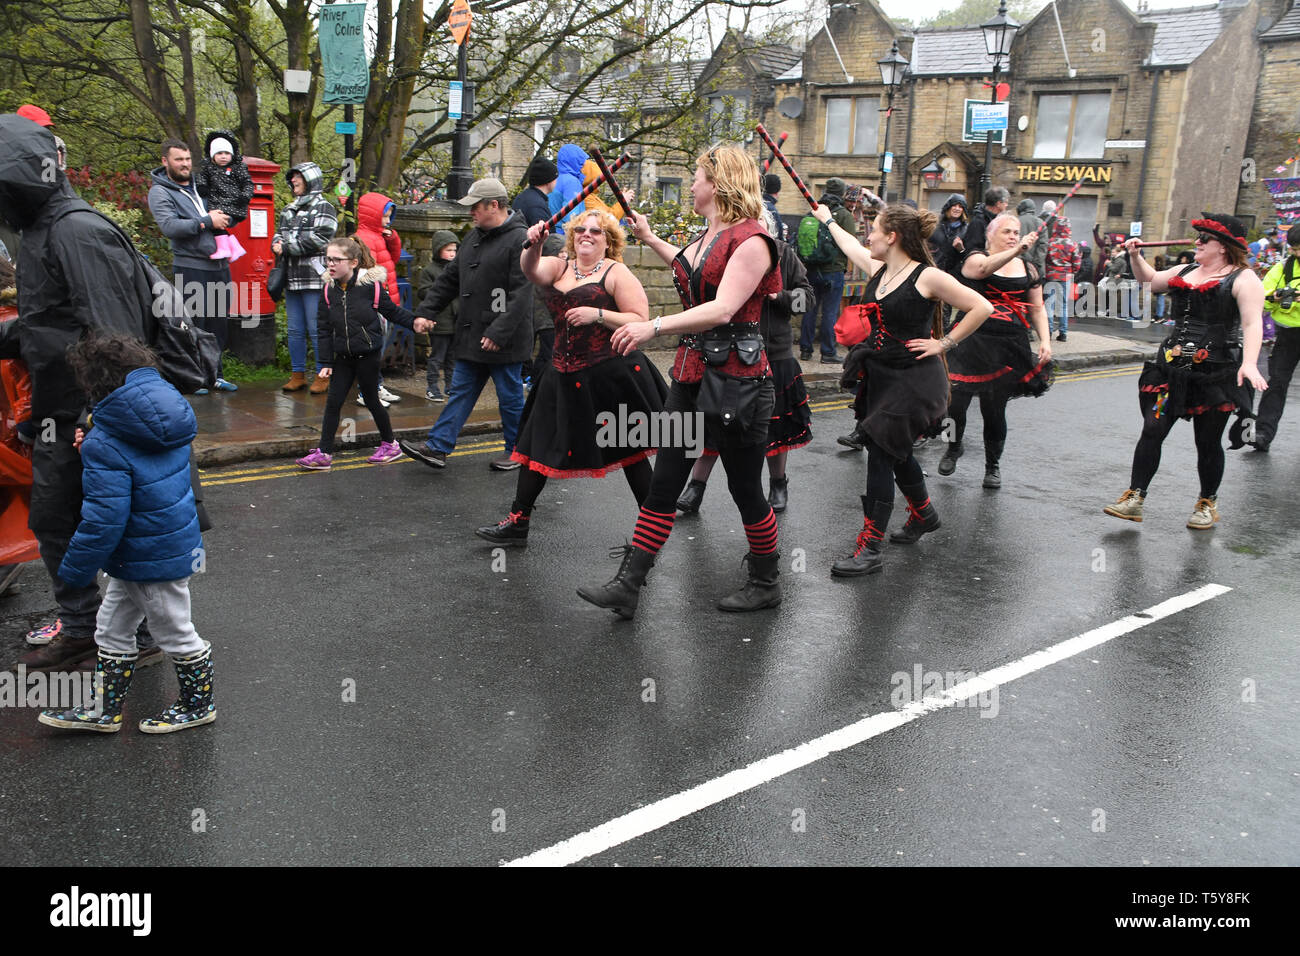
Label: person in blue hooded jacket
xmin=39 ymin=333 xmax=217 ymax=735
xmin=547 ymin=143 xmax=589 ymax=236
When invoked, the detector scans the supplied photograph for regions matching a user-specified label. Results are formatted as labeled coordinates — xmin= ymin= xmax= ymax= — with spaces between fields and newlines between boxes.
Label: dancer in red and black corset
xmin=814 ymin=202 xmax=993 ymax=576
xmin=674 ymin=219 xmax=815 ymax=516
xmin=1104 ymin=214 xmax=1267 ymax=530
xmin=938 ymin=212 xmax=1053 ymax=489
xmin=476 ymin=210 xmax=667 ymax=546
xmin=577 ymin=144 xmax=783 ymax=618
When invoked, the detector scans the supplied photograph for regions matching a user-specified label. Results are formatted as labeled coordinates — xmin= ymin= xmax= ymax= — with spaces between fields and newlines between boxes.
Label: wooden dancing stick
xmin=522 ymin=151 xmax=631 ymax=248
xmin=590 ymin=147 xmax=634 ymax=220
xmin=755 ymin=124 xmax=817 ymax=209
xmin=1131 ymin=239 xmax=1195 ymax=248
xmin=762 ymin=131 xmax=788 ymax=173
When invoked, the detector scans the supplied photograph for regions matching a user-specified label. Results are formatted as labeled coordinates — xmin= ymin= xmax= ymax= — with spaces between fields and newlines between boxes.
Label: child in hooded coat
xmin=194 ymin=129 xmax=255 ymax=263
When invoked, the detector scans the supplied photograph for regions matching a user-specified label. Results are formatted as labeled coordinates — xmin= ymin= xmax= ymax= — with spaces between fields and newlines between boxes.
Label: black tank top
xmin=855 ymin=263 xmax=936 ymax=364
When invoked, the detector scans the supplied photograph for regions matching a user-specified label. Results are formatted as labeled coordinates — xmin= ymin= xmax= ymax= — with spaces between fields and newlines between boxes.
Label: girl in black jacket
xmin=297 ymin=238 xmax=425 ymax=470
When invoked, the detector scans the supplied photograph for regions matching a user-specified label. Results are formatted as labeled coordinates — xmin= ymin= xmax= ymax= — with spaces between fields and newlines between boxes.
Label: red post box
xmin=226 ymin=156 xmax=281 ymax=364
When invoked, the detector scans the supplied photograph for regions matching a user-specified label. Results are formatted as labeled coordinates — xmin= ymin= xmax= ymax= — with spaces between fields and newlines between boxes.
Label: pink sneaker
xmin=297 ymin=448 xmax=333 ymax=471
xmin=368 ymin=440 xmax=402 ymax=464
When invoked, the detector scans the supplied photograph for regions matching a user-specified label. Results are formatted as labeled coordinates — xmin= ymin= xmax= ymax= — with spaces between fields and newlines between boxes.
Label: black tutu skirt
xmin=848 ymin=351 xmax=950 ymax=462
xmin=948 ymin=320 xmax=1054 ymax=399
xmin=1137 ymin=352 xmax=1249 ymax=420
xmin=699 ymin=355 xmax=811 ymax=457
xmin=511 ymin=351 xmax=668 ymax=478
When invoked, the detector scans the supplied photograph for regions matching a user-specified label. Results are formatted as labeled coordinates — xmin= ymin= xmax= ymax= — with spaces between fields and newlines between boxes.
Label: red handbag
xmin=835 ymin=301 xmax=878 ymax=346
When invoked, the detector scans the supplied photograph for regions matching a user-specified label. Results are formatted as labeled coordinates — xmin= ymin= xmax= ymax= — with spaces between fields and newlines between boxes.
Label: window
xmin=823 ymin=97 xmax=880 ymax=155
xmin=532 ymin=121 xmax=551 ymax=152
xmin=606 ymin=120 xmax=626 ymax=142
xmin=708 ymin=94 xmax=750 ymax=140
xmin=658 ymin=179 xmax=681 ymax=205
xmin=1032 ymin=93 xmax=1110 ymax=159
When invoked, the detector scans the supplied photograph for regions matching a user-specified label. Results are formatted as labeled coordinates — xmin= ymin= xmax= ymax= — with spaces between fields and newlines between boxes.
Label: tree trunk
xmin=127 ymin=0 xmax=189 ymax=143
xmin=232 ymin=0 xmax=261 ymax=156
xmin=372 ymin=0 xmax=425 ymax=192
xmin=281 ymin=0 xmax=317 ymax=166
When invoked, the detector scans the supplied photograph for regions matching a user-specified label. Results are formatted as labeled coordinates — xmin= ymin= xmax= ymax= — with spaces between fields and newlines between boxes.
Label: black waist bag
xmin=698 ymin=329 xmax=766 ymax=431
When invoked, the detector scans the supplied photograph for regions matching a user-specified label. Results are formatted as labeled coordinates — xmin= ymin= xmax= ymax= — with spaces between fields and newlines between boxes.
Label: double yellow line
xmin=203 ymin=365 xmax=1142 ymax=487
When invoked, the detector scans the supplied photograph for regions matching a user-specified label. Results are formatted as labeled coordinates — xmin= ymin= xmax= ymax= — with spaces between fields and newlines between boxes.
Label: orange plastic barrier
xmin=0 ymin=309 xmax=39 ymax=566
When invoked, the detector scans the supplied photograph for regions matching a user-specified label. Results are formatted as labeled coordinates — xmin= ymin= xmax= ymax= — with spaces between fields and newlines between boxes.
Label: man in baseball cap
xmin=402 ymin=176 xmax=533 ymax=471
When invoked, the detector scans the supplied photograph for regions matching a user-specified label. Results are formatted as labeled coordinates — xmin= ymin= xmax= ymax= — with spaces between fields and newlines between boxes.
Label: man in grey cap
xmin=400 ymin=178 xmax=532 ymax=470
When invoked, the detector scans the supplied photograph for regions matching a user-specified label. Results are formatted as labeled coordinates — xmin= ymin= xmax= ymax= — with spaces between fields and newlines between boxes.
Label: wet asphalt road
xmin=1 ymin=364 xmax=1297 ymax=867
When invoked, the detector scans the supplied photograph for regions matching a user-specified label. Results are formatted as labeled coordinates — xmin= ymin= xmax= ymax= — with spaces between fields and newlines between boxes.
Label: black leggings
xmin=645 ymin=441 xmax=769 ymax=523
xmin=1129 ymin=398 xmax=1230 ymax=496
xmin=320 ymin=351 xmax=393 ymax=453
xmin=948 ymin=390 xmax=1008 ymax=445
xmin=865 ymin=440 xmax=924 ymax=501
xmin=513 ymin=458 xmax=652 ymax=515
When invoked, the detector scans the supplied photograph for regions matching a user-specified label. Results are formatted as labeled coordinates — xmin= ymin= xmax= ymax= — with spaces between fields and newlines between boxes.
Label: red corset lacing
xmin=985 ymin=286 xmax=1030 ymax=327
xmin=866 ymin=301 xmax=912 ymax=350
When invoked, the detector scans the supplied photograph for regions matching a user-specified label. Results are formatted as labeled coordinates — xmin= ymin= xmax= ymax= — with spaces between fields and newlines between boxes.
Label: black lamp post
xmin=979 ymin=0 xmax=1020 ymax=196
xmin=877 ymin=39 xmax=909 ymax=197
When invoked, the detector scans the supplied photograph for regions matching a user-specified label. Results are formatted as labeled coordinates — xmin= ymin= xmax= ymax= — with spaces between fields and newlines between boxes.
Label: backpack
xmin=52 ymin=205 xmax=220 ymax=394
xmin=796 ymin=214 xmax=837 ymax=269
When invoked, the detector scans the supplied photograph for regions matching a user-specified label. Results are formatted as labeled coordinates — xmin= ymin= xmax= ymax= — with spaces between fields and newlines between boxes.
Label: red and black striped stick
xmin=755 ymin=124 xmax=816 ymax=210
xmin=522 ymin=151 xmax=631 ymax=248
xmin=762 ymin=131 xmax=788 ymax=173
xmin=1040 ymin=179 xmax=1086 ymax=233
xmin=591 ymin=147 xmax=634 ymax=221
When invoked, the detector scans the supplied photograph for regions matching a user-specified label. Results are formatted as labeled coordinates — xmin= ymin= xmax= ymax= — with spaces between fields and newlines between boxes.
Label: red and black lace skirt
xmin=947 ymin=319 xmax=1054 ymax=399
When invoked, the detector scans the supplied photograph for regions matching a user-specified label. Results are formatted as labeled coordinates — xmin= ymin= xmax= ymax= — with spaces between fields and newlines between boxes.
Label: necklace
xmin=878 ymin=260 xmax=914 ymax=295
xmin=572 ymin=258 xmax=605 ymax=281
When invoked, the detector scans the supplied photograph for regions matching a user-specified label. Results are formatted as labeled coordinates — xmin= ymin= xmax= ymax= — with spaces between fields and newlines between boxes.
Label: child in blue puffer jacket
xmin=39 ymin=333 xmax=216 ymax=735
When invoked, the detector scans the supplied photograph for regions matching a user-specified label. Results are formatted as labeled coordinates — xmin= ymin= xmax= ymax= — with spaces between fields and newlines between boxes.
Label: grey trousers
xmin=94 ymin=577 xmax=206 ymax=659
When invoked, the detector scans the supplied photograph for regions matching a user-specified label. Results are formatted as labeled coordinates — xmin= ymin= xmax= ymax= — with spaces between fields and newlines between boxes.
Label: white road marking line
xmin=505 ymin=583 xmax=1232 ymax=867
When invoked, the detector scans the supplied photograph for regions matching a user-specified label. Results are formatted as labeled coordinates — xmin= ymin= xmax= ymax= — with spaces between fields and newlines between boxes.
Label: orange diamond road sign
xmin=449 ymin=0 xmax=472 ymax=45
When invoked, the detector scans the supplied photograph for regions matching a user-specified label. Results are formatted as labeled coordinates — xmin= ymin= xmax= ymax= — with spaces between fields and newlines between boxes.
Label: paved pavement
xmin=193 ymin=330 xmax=1156 ymax=466
xmin=1 ymin=364 xmax=1295 ymax=868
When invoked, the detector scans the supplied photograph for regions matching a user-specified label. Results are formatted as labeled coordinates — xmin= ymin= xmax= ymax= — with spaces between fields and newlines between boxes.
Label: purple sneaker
xmin=368 ymin=440 xmax=402 ymax=464
xmin=297 ymin=448 xmax=333 ymax=471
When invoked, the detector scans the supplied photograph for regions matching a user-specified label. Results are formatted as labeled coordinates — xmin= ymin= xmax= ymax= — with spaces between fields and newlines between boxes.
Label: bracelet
xmin=653 ymin=316 xmax=662 ymax=336
xmin=940 ymin=334 xmax=958 ymax=352
xmin=596 ymin=307 xmax=605 ymax=327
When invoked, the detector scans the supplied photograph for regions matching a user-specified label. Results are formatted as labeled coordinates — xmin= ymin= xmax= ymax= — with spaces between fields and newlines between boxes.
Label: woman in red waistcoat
xmin=577 ymin=144 xmax=782 ymax=619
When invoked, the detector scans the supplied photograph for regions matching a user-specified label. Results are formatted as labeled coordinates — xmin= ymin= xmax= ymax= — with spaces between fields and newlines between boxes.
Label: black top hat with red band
xmin=1191 ymin=213 xmax=1248 ymax=251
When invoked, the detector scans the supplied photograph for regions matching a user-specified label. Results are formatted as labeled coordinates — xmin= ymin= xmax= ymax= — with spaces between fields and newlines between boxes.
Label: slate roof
xmin=1139 ymin=4 xmax=1228 ymax=65
xmin=1261 ymin=1 xmax=1300 ymax=39
xmin=744 ymin=44 xmax=803 ymax=78
xmin=910 ymin=27 xmax=1010 ymax=76
xmin=510 ymin=59 xmax=709 ymax=118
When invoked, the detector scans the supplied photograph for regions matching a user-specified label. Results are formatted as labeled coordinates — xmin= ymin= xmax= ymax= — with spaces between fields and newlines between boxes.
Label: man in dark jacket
xmin=400 ymin=178 xmax=532 ymax=471
xmin=800 ymin=177 xmax=857 ymax=363
xmin=762 ymin=173 xmax=788 ymax=243
xmin=0 ymin=114 xmax=156 ymax=669
xmin=512 ymin=156 xmax=557 ymax=229
xmin=962 ymin=186 xmax=1010 ymax=255
xmin=148 ymin=137 xmax=236 ymax=390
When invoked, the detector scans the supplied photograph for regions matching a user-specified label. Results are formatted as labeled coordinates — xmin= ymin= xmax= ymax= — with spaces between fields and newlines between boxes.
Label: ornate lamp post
xmin=979 ymin=0 xmax=1020 ymax=196
xmin=877 ymin=39 xmax=910 ymax=197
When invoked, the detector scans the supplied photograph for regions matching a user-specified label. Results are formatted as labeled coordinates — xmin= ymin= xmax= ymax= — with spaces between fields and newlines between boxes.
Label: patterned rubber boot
xmin=38 ymin=650 xmax=136 ymax=733
xmin=717 ymin=552 xmax=782 ymax=612
xmin=938 ymin=441 xmax=964 ymax=476
xmin=889 ymin=481 xmax=942 ymax=544
xmin=983 ymin=440 xmax=1004 ymax=489
xmin=832 ymin=498 xmax=893 ymax=577
xmin=576 ymin=544 xmax=656 ymax=620
xmin=139 ymin=645 xmax=217 ymax=734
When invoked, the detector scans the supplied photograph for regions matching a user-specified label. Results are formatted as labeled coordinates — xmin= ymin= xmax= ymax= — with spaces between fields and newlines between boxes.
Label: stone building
xmin=769 ymin=0 xmax=1266 ymax=244
xmin=1238 ymin=0 xmax=1300 ymax=229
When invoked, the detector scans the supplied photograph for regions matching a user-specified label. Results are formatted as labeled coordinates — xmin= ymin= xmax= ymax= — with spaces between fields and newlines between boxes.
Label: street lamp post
xmin=877 ymin=39 xmax=909 ymax=198
xmin=979 ymin=0 xmax=1020 ymax=197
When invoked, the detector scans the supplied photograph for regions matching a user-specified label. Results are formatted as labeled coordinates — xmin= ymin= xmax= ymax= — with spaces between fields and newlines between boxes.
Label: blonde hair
xmin=562 ymin=210 xmax=626 ymax=263
xmin=697 ymin=143 xmax=763 ymax=225
xmin=987 ymin=212 xmax=1022 ymax=240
